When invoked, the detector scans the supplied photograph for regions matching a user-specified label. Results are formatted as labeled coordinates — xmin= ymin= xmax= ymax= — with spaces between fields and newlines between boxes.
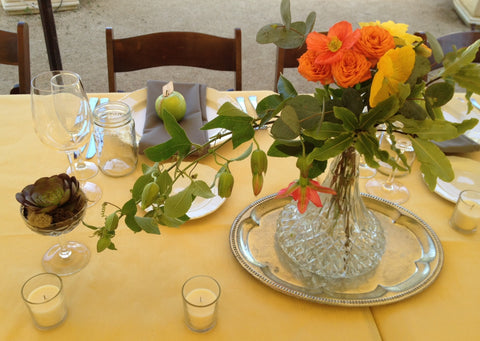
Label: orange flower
xmin=306 ymin=21 xmax=361 ymax=65
xmin=276 ymin=179 xmax=336 ymax=214
xmin=298 ymin=50 xmax=334 ymax=84
xmin=355 ymin=25 xmax=395 ymax=67
xmin=331 ymin=49 xmax=372 ymax=88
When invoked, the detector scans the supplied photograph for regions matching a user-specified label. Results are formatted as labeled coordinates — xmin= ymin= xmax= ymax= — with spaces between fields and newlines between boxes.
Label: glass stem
xmin=57 ymin=234 xmax=72 ymax=259
xmin=66 ymin=151 xmax=79 ymax=178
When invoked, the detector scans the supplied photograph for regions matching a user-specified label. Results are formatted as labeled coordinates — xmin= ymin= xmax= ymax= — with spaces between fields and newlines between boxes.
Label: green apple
xmin=155 ymin=91 xmax=187 ymax=122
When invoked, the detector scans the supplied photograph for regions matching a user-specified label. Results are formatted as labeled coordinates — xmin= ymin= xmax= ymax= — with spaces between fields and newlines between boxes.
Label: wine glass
xmin=30 ymin=70 xmax=93 ymax=275
xmin=365 ymin=135 xmax=416 ymax=204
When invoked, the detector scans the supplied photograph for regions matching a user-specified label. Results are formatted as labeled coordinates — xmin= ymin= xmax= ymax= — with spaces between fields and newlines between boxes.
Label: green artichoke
xmin=16 ymin=173 xmax=86 ymax=227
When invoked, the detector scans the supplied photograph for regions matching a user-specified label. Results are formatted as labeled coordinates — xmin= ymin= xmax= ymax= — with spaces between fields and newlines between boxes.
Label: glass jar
xmin=93 ymin=101 xmax=137 ymax=177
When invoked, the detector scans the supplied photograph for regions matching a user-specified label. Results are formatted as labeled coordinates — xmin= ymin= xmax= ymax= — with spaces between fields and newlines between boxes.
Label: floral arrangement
xmin=87 ymin=0 xmax=480 ymax=252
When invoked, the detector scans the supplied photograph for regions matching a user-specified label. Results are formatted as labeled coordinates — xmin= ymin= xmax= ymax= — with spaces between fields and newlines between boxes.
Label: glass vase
xmin=276 ymin=147 xmax=385 ymax=281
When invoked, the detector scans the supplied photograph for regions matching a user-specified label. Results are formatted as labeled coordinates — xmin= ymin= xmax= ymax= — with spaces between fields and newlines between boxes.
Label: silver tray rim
xmin=229 ymin=193 xmax=444 ymax=307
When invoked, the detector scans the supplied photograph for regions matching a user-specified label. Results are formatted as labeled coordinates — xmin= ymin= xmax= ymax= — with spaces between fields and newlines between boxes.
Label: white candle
xmin=452 ymin=199 xmax=480 ymax=231
xmin=27 ymin=284 xmax=67 ymax=328
xmin=185 ymin=288 xmax=217 ymax=330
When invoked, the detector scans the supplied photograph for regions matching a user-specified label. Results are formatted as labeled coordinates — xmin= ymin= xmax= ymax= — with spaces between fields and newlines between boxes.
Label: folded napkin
xmin=434 ymin=135 xmax=480 ymax=154
xmin=139 ymin=80 xmax=208 ymax=155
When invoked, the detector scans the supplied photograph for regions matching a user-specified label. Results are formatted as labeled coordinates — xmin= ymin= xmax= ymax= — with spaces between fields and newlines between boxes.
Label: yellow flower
xmin=360 ymin=20 xmax=421 ymax=46
xmin=369 ymin=46 xmax=415 ymax=107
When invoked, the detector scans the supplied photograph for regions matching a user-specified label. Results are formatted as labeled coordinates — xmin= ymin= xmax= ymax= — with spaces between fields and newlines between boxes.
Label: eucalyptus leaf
xmin=256 ymin=23 xmax=284 ymax=44
xmin=271 ymin=106 xmax=300 ymax=139
xmin=341 ymin=88 xmax=364 ymax=116
xmin=274 ymin=22 xmax=307 ymax=49
xmin=303 ymin=121 xmax=345 ymax=140
xmin=278 ymin=75 xmax=298 ymax=99
xmin=425 ymin=82 xmax=454 ymax=107
xmin=280 ymin=0 xmax=291 ymax=28
xmin=267 ymin=140 xmax=303 ymax=157
xmin=305 ymin=11 xmax=316 ymax=33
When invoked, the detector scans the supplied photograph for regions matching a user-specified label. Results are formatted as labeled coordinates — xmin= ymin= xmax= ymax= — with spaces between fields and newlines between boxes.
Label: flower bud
xmin=141 ymin=182 xmax=159 ymax=210
xmin=416 ymin=43 xmax=432 ymax=58
xmin=251 ymin=149 xmax=268 ymax=174
xmin=252 ymin=173 xmax=264 ymax=196
xmin=218 ymin=171 xmax=234 ymax=198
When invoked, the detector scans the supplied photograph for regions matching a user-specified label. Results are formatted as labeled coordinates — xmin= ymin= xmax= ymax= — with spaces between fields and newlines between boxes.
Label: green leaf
xmin=144 ymin=111 xmax=192 ymax=162
xmin=305 ymin=11 xmax=316 ymax=34
xmin=156 ymin=170 xmax=173 ymax=195
xmin=256 ymin=23 xmax=284 ymax=44
xmin=157 ymin=214 xmax=189 ymax=227
xmin=334 ymin=106 xmax=358 ymax=131
xmin=202 ymin=102 xmax=255 ymax=148
xmin=425 ymin=82 xmax=454 ymax=107
xmin=280 ymin=0 xmax=291 ymax=29
xmin=121 ymin=199 xmax=137 ymax=216
xmin=288 ymin=94 xmax=324 ymax=129
xmin=267 ymin=140 xmax=303 ymax=157
xmin=164 ymin=186 xmax=193 ymax=218
xmin=277 ymin=75 xmax=298 ymax=98
xmin=134 ymin=216 xmax=160 ymax=234
xmin=192 ymin=180 xmax=215 ymax=199
xmin=397 ymin=116 xmax=460 ymax=141
xmin=410 ymin=137 xmax=454 ymax=191
xmin=426 ymin=32 xmax=444 ymax=64
xmin=452 ymin=118 xmax=479 ymax=135
xmin=270 ymin=106 xmax=300 ymax=139
xmin=274 ymin=22 xmax=307 ymax=48
xmin=398 ymin=100 xmax=428 ymax=120
xmin=257 ymin=94 xmax=283 ymax=126
xmin=359 ymin=96 xmax=399 ymax=129
xmin=442 ymin=39 xmax=480 ymax=76
xmin=125 ymin=214 xmax=142 ymax=232
xmin=307 ymin=133 xmax=355 ymax=162
xmin=105 ymin=212 xmax=119 ymax=232
xmin=355 ymin=132 xmax=382 ymax=168
xmin=451 ymin=63 xmax=480 ymax=94
xmin=132 ymin=174 xmax=154 ymax=201
xmin=304 ymin=121 xmax=345 ymax=140
xmin=97 ymin=237 xmax=112 ymax=252
xmin=341 ymin=88 xmax=364 ymax=116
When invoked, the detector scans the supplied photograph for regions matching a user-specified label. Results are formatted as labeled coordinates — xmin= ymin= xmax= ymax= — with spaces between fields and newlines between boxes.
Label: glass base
xmin=359 ymin=164 xmax=377 ymax=179
xmin=365 ymin=178 xmax=410 ymax=204
xmin=66 ymin=160 xmax=98 ymax=180
xmin=82 ymin=181 xmax=102 ymax=207
xmin=42 ymin=241 xmax=90 ymax=276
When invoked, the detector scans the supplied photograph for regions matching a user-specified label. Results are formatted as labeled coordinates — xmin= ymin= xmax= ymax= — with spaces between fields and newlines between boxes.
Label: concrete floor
xmin=0 ymin=0 xmax=471 ymax=94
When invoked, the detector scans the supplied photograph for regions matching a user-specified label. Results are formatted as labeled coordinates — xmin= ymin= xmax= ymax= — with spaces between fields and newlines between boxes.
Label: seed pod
xmin=252 ymin=173 xmax=264 ymax=196
xmin=141 ymin=182 xmax=159 ymax=210
xmin=218 ymin=171 xmax=234 ymax=198
xmin=250 ymin=149 xmax=268 ymax=174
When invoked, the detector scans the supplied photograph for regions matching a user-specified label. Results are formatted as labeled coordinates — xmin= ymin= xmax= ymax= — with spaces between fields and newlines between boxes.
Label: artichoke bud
xmin=141 ymin=182 xmax=160 ymax=210
xmin=250 ymin=149 xmax=268 ymax=174
xmin=218 ymin=171 xmax=234 ymax=198
xmin=252 ymin=173 xmax=264 ymax=196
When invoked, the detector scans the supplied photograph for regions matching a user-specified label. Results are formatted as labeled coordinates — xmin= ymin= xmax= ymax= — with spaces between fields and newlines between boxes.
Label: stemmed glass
xmin=30 ymin=70 xmax=93 ymax=275
xmin=50 ymin=75 xmax=102 ymax=206
xmin=365 ymin=135 xmax=416 ymax=204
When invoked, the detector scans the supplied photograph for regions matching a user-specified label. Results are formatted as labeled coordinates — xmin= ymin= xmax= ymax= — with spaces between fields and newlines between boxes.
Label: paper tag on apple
xmin=162 ymin=81 xmax=174 ymax=97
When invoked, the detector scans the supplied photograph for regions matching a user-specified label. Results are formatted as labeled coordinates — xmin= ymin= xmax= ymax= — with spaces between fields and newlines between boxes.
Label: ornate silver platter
xmin=229 ymin=193 xmax=444 ymax=307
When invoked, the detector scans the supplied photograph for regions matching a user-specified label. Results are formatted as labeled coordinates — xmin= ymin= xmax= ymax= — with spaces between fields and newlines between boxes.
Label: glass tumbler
xmin=93 ymin=101 xmax=137 ymax=177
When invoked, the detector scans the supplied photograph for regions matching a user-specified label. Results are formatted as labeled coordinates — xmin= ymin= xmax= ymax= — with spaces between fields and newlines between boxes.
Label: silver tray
xmin=229 ymin=193 xmax=444 ymax=307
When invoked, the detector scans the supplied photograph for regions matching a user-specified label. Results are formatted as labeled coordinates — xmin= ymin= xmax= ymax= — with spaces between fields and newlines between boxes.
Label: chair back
xmin=106 ymin=28 xmax=242 ymax=92
xmin=0 ymin=22 xmax=31 ymax=94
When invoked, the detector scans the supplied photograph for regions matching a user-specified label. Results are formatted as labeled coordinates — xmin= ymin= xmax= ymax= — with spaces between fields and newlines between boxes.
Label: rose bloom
xmin=298 ymin=50 xmax=334 ymax=84
xmin=355 ymin=25 xmax=395 ymax=67
xmin=331 ymin=49 xmax=372 ymax=88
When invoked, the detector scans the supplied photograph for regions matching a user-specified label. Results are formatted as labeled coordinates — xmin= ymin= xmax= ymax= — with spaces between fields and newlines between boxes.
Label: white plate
xmin=442 ymin=95 xmax=480 ymax=143
xmin=142 ymin=162 xmax=226 ymax=219
xmin=118 ymin=87 xmax=242 ymax=144
xmin=434 ymin=156 xmax=480 ymax=203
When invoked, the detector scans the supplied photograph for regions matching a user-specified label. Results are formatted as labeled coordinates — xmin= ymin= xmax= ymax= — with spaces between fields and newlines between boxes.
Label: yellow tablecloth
xmin=1 ymin=91 xmax=479 ymax=340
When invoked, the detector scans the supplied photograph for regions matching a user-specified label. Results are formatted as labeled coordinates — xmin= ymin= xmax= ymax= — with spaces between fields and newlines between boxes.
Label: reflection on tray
xmin=230 ymin=194 xmax=443 ymax=307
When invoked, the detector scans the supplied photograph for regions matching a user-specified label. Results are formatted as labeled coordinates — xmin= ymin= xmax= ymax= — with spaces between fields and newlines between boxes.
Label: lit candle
xmin=452 ymin=199 xmax=480 ymax=231
xmin=27 ymin=284 xmax=67 ymax=328
xmin=185 ymin=288 xmax=217 ymax=330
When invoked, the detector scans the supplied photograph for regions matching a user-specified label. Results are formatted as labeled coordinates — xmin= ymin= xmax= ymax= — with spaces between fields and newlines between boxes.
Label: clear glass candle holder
xmin=450 ymin=190 xmax=480 ymax=233
xmin=21 ymin=273 xmax=67 ymax=330
xmin=182 ymin=275 xmax=221 ymax=333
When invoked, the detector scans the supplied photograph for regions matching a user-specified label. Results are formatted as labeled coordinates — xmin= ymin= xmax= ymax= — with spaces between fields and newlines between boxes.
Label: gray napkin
xmin=434 ymin=135 xmax=480 ymax=154
xmin=139 ymin=80 xmax=208 ymax=154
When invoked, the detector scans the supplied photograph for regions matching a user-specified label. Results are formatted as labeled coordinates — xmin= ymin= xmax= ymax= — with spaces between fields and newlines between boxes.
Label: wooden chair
xmin=274 ymin=43 xmax=307 ymax=92
xmin=106 ymin=28 xmax=242 ymax=92
xmin=0 ymin=22 xmax=31 ymax=94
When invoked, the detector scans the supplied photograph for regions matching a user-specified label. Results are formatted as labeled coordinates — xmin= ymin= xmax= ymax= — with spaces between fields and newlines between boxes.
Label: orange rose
xmin=331 ymin=49 xmax=372 ymax=88
xmin=355 ymin=26 xmax=395 ymax=66
xmin=298 ymin=50 xmax=334 ymax=85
